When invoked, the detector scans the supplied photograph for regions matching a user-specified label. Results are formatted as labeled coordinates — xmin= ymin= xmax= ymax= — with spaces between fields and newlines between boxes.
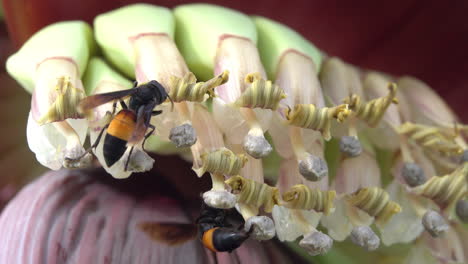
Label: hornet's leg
xmin=104 ymin=101 xmax=118 ymax=117
xmin=142 ymin=124 xmax=156 ymax=152
xmin=66 ymin=123 xmax=109 ymax=161
xmin=152 ymin=110 xmax=163 ymax=116
xmin=120 ymin=100 xmax=128 ymax=110
xmin=110 ymin=101 xmax=118 ymax=115
xmin=138 ymin=110 xmax=161 ymax=152
xmin=124 ymin=146 xmax=135 ymax=171
xmin=90 ymin=124 xmax=109 ymax=150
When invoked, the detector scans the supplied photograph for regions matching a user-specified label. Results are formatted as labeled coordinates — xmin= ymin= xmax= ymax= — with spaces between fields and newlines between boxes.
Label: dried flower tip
xmin=168 ymin=71 xmax=229 ymax=102
xmin=233 ymin=72 xmax=286 ymax=110
xmin=272 ymin=205 xmax=321 ymax=241
xmin=124 ymin=149 xmax=154 ymax=173
xmin=298 ymin=154 xmax=328 ymax=181
xmin=225 ymin=175 xmax=279 ymax=213
xmin=350 ymin=226 xmax=380 ymax=251
xmin=282 ymin=184 xmax=336 ymax=215
xmin=63 ymin=152 xmax=92 ymax=169
xmin=339 ymin=136 xmax=362 ymax=157
xmin=455 ymin=199 xmax=468 ymax=222
xmin=244 ymin=216 xmax=276 ymax=240
xmin=243 ymin=132 xmax=273 ymax=159
xmin=344 ymin=82 xmax=398 ymax=127
xmin=238 ymin=107 xmax=272 ymax=158
xmin=424 ymin=150 xmax=460 ymax=173
xmin=460 ymin=150 xmax=468 ymax=163
xmin=85 ymin=145 xmax=154 ymax=179
xmin=193 ymin=147 xmax=248 ymax=177
xmin=413 ymin=163 xmax=468 ymax=209
xmin=299 ymin=231 xmax=333 ymax=256
xmin=53 ymin=120 xmax=90 ymax=169
xmin=397 ymin=123 xmax=463 ymax=156
xmin=422 ymin=210 xmax=449 ymax=237
xmin=169 ymin=123 xmax=197 ymax=147
xmin=203 ymin=190 xmax=237 ymax=209
xmin=37 ymin=76 xmax=85 ymax=124
xmin=346 ymin=187 xmax=402 ymax=226
xmin=402 ymin=162 xmax=426 ymax=187
xmin=285 ymin=104 xmax=350 ymax=141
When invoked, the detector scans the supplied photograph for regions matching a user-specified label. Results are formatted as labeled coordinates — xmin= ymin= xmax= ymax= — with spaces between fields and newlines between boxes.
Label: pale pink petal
xmin=0 ymin=170 xmax=204 ymax=263
xmin=334 ymin=151 xmax=381 ymax=194
xmin=363 ymin=72 xmax=401 ymax=150
xmin=0 ymin=169 xmax=292 ymax=263
xmin=398 ymin=76 xmax=459 ymax=126
xmin=380 ymin=180 xmax=424 ymax=245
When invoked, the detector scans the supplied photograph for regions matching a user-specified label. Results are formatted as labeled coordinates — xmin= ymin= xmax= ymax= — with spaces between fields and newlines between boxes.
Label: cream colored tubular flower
xmin=6 ymin=21 xmax=95 ymax=170
xmin=397 ymin=123 xmax=463 ymax=156
xmin=383 ymin=114 xmax=465 ymax=244
xmin=398 ymin=76 xmax=461 ymax=129
xmin=273 ymin=153 xmax=334 ymax=254
xmin=422 ymin=228 xmax=466 ymax=263
xmin=320 ymin=57 xmax=364 ymax=157
xmin=398 ymin=76 xmax=467 ymax=174
xmin=396 ymin=85 xmax=464 ymax=171
xmin=174 ymin=4 xmax=280 ymax=159
xmin=322 ymin=149 xmax=385 ymax=251
xmin=379 ymin=146 xmax=436 ymax=246
xmin=360 ymin=71 xmax=431 ymax=187
xmin=255 ymin=16 xmax=340 ymax=183
xmin=456 ymin=199 xmax=468 ymax=223
xmin=248 ymin=17 xmax=335 ymax=254
xmin=225 ymin=173 xmax=277 ymax=240
xmin=413 ymin=162 xmax=468 ymax=217
xmin=222 ymin=143 xmax=277 ymax=240
xmin=273 ymin=163 xmax=334 ymax=256
xmin=82 ymin=57 xmax=154 ymax=179
xmin=401 ymin=239 xmax=440 ymax=264
xmin=352 ymin=72 xmax=400 ymax=150
xmin=190 ymin=104 xmax=239 ymax=209
xmin=272 ymin=158 xmax=324 ymax=242
xmin=95 ymin=4 xmax=225 ymax=151
xmin=453 ymin=223 xmax=468 ymax=262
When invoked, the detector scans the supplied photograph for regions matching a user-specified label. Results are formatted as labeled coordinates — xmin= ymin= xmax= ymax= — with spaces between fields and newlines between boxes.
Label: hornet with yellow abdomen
xmin=138 ymin=201 xmax=251 ymax=253
xmin=69 ymin=80 xmax=172 ymax=170
xmin=196 ymin=202 xmax=250 ymax=252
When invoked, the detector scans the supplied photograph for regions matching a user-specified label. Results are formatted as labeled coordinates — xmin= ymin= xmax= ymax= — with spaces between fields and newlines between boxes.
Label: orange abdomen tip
xmin=107 ymin=110 xmax=137 ymax=141
xmin=201 ymin=227 xmax=218 ymax=252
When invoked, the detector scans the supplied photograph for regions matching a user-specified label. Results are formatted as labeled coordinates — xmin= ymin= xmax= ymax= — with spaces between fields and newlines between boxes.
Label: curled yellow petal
xmin=282 ymin=184 xmax=336 ymax=215
xmin=346 ymin=187 xmax=401 ymax=227
xmin=344 ymin=82 xmax=398 ymax=127
xmin=37 ymin=76 xmax=84 ymax=124
xmin=285 ymin=104 xmax=350 ymax=140
xmin=233 ymin=72 xmax=286 ymax=110
xmin=413 ymin=163 xmax=468 ymax=210
xmin=190 ymin=104 xmax=225 ymax=170
xmin=397 ymin=122 xmax=463 ymax=156
xmin=225 ymin=175 xmax=279 ymax=213
xmin=193 ymin=147 xmax=248 ymax=177
xmin=168 ymin=70 xmax=229 ymax=102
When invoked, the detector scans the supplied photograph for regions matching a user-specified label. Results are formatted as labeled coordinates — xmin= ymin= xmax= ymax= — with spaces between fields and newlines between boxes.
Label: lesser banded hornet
xmin=139 ymin=202 xmax=251 ymax=253
xmin=70 ymin=80 xmax=172 ymax=170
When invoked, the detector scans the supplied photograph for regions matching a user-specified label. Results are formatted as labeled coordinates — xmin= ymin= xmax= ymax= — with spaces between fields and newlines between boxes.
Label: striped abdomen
xmin=104 ymin=110 xmax=136 ymax=167
xmin=201 ymin=227 xmax=249 ymax=252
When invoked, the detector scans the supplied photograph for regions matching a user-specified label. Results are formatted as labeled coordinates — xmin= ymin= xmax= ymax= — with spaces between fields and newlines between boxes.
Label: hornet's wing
xmin=128 ymin=101 xmax=157 ymax=144
xmin=138 ymin=222 xmax=197 ymax=246
xmin=78 ymin=89 xmax=136 ymax=112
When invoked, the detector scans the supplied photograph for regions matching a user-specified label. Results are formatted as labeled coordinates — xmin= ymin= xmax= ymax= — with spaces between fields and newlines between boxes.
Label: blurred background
xmin=2 ymin=0 xmax=468 ymax=213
